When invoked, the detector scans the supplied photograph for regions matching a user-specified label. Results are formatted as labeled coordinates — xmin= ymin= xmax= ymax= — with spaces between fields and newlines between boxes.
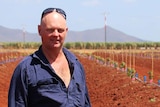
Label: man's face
xmin=38 ymin=12 xmax=68 ymax=50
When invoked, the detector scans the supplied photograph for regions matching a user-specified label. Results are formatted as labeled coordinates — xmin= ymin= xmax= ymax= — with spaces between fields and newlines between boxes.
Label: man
xmin=8 ymin=7 xmax=91 ymax=107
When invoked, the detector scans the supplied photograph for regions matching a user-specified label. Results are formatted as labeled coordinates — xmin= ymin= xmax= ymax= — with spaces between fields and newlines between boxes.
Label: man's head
xmin=38 ymin=8 xmax=68 ymax=50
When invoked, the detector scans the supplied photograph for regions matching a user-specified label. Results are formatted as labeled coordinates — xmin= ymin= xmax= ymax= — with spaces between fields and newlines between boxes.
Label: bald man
xmin=8 ymin=7 xmax=91 ymax=107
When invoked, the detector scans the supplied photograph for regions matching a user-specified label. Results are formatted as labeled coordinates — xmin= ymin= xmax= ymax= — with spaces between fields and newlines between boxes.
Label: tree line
xmin=65 ymin=42 xmax=160 ymax=49
xmin=0 ymin=42 xmax=160 ymax=49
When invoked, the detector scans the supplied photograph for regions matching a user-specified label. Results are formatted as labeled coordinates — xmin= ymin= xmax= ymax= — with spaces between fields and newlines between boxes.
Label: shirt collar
xmin=32 ymin=46 xmax=78 ymax=65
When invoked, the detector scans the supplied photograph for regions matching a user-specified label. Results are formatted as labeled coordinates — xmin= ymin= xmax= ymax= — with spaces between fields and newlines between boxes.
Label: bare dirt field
xmin=0 ymin=59 xmax=20 ymax=107
xmin=77 ymin=53 xmax=160 ymax=107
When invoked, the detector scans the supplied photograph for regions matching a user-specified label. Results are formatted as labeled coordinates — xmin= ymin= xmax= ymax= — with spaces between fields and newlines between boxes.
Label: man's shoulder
xmin=19 ymin=48 xmax=40 ymax=66
xmin=18 ymin=54 xmax=33 ymax=66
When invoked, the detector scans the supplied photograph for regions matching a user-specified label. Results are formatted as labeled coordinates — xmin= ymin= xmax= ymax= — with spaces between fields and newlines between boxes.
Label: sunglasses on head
xmin=41 ymin=8 xmax=66 ymax=20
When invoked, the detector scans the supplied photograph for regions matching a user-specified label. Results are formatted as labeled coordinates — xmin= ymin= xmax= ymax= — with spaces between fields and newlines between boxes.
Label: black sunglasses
xmin=41 ymin=8 xmax=66 ymax=20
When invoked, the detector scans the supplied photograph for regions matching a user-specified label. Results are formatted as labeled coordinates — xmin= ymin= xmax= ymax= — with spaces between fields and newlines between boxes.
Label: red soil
xmin=0 ymin=60 xmax=20 ymax=107
xmin=77 ymin=53 xmax=160 ymax=107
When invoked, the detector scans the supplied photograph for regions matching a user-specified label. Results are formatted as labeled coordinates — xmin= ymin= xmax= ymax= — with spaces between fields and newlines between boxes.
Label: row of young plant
xmin=87 ymin=54 xmax=138 ymax=79
xmin=83 ymin=50 xmax=155 ymax=83
xmin=1 ymin=42 xmax=160 ymax=49
xmin=0 ymin=52 xmax=28 ymax=64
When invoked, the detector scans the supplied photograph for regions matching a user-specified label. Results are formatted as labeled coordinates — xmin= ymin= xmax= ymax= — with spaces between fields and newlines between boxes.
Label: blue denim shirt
xmin=8 ymin=46 xmax=91 ymax=107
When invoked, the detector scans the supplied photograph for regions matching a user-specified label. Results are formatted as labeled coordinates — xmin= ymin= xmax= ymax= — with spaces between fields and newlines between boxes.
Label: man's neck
xmin=42 ymin=46 xmax=64 ymax=63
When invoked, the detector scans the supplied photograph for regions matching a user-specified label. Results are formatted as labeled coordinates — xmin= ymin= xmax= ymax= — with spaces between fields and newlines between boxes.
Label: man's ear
xmin=38 ymin=25 xmax=41 ymax=36
xmin=66 ymin=27 xmax=68 ymax=32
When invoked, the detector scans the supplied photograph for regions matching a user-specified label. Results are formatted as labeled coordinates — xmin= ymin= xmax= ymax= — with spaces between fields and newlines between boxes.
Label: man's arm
xmin=8 ymin=64 xmax=28 ymax=107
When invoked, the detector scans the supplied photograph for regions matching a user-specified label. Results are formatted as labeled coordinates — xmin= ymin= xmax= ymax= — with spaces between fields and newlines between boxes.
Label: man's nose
xmin=52 ymin=29 xmax=59 ymax=36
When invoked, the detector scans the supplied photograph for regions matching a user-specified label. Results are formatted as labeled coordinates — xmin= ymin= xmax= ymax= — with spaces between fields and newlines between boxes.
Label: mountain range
xmin=0 ymin=25 xmax=145 ymax=43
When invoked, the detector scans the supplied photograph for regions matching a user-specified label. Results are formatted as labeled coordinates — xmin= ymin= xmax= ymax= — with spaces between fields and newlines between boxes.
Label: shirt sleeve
xmin=8 ymin=63 xmax=28 ymax=107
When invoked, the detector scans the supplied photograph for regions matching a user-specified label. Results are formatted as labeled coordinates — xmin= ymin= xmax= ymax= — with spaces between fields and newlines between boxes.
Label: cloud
xmin=82 ymin=0 xmax=101 ymax=7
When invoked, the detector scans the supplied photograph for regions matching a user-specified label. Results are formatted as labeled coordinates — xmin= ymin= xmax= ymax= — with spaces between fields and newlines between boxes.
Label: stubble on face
xmin=39 ymin=12 xmax=68 ymax=50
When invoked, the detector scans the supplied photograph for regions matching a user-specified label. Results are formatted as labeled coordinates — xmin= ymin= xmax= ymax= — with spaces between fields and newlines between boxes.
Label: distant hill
xmin=0 ymin=25 xmax=144 ymax=43
xmin=66 ymin=27 xmax=145 ymax=42
xmin=0 ymin=25 xmax=40 ymax=42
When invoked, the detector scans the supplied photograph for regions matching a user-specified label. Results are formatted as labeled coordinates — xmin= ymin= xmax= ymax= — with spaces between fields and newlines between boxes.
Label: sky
xmin=0 ymin=0 xmax=160 ymax=42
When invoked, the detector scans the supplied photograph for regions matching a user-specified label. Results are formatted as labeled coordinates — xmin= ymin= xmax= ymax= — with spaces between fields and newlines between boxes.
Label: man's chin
xmin=50 ymin=44 xmax=61 ymax=48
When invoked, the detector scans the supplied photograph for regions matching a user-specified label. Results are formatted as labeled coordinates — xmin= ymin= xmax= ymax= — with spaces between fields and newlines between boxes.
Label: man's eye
xmin=46 ymin=29 xmax=54 ymax=33
xmin=58 ymin=29 xmax=64 ymax=33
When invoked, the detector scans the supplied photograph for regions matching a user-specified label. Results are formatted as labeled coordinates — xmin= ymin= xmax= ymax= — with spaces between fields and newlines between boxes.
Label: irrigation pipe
xmin=134 ymin=77 xmax=144 ymax=83
xmin=0 ymin=57 xmax=23 ymax=65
